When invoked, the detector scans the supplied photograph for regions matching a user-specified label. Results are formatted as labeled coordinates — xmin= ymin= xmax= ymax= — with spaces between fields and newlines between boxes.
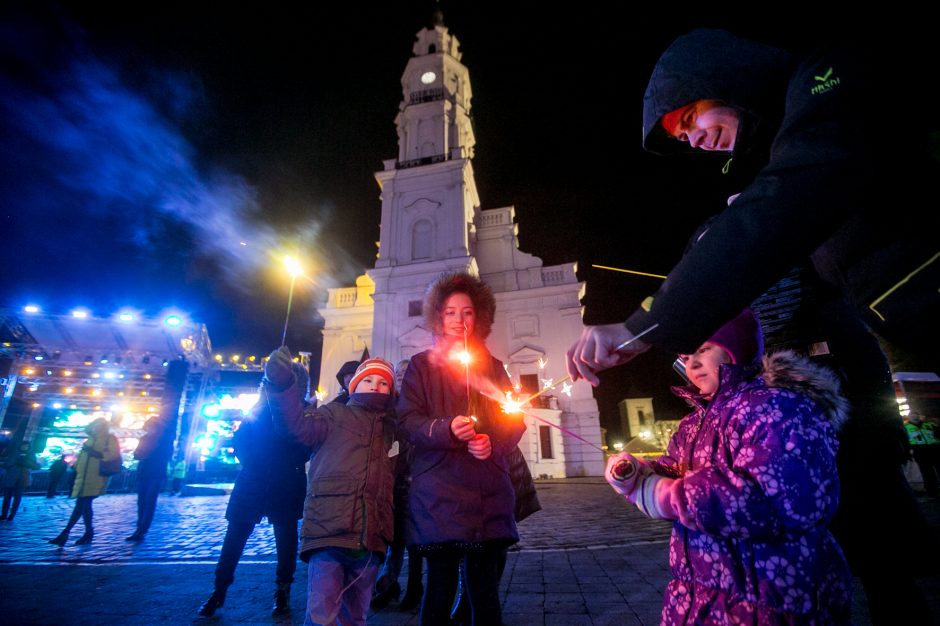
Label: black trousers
xmin=61 ymin=496 xmax=96 ymax=534
xmin=421 ymin=544 xmax=502 ymax=626
xmin=135 ymin=475 xmax=164 ymax=535
xmin=213 ymin=518 xmax=299 ymax=591
xmin=1 ymin=486 xmax=24 ymax=518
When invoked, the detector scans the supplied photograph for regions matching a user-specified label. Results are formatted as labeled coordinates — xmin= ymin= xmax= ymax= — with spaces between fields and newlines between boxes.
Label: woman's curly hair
xmin=423 ymin=271 xmax=496 ymax=340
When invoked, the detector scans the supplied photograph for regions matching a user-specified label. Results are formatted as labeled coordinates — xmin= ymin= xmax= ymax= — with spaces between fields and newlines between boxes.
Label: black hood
xmin=642 ymin=29 xmax=793 ymax=157
xmin=336 ymin=360 xmax=361 ymax=390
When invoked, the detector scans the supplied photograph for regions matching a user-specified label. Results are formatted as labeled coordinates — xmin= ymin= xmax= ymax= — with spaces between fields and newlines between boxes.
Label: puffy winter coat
xmin=267 ymin=382 xmax=395 ymax=561
xmin=72 ymin=429 xmax=120 ymax=498
xmin=396 ymin=346 xmax=526 ymax=547
xmin=653 ymin=351 xmax=852 ymax=625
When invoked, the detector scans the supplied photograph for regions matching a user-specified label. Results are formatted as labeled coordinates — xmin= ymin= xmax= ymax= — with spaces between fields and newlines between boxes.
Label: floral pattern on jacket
xmin=653 ymin=352 xmax=852 ymax=625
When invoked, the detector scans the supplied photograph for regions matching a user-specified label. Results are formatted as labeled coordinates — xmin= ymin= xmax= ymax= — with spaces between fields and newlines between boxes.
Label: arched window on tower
xmin=412 ymin=220 xmax=432 ymax=260
xmin=428 ymin=44 xmax=436 ymax=53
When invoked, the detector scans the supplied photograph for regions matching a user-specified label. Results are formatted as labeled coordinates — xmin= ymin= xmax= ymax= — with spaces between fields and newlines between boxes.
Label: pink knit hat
xmin=349 ymin=358 xmax=395 ymax=394
xmin=707 ymin=309 xmax=763 ymax=366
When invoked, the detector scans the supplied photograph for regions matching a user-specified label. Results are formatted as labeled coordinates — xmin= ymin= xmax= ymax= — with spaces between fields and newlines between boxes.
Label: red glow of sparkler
xmin=501 ymin=390 xmax=524 ymax=414
xmin=479 ymin=384 xmax=604 ymax=453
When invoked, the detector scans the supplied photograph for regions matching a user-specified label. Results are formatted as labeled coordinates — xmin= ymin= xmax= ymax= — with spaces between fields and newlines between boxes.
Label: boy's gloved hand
xmin=264 ymin=346 xmax=295 ymax=390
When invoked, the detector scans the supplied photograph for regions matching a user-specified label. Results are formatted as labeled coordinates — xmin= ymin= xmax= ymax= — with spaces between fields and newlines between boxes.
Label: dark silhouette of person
xmin=372 ymin=359 xmax=422 ymax=611
xmin=126 ymin=416 xmax=174 ymax=541
xmin=331 ymin=360 xmax=361 ymax=405
xmin=1 ymin=441 xmax=40 ymax=521
xmin=46 ymin=455 xmax=69 ymax=498
xmin=197 ymin=362 xmax=311 ymax=618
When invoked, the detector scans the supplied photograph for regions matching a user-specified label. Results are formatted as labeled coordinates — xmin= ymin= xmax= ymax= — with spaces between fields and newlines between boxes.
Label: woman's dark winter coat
xmin=396 ymin=346 xmax=526 ymax=547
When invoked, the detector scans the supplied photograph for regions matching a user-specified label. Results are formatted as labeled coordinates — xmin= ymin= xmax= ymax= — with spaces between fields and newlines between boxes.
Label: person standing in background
xmin=1 ymin=441 xmax=40 ymax=521
xmin=127 ymin=416 xmax=174 ymax=541
xmin=197 ymin=361 xmax=311 ymax=618
xmin=45 ymin=454 xmax=69 ymax=498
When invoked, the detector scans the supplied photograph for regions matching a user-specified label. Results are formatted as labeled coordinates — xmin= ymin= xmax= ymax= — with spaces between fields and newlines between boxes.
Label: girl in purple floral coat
xmin=607 ymin=310 xmax=853 ymax=625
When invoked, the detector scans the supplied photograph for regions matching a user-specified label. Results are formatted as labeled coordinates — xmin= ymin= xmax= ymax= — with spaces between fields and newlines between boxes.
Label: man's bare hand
xmin=565 ymin=323 xmax=650 ymax=385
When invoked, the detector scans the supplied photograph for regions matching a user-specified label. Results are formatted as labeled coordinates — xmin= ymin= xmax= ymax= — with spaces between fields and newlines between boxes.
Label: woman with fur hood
xmin=606 ymin=310 xmax=852 ymax=625
xmin=396 ymin=271 xmax=525 ymax=626
xmin=49 ymin=417 xmax=121 ymax=547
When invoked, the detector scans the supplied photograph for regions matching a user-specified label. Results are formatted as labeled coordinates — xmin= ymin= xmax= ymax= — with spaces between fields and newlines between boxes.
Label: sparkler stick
xmin=614 ymin=323 xmax=660 ymax=353
xmin=463 ymin=322 xmax=471 ymax=415
xmin=590 ymin=264 xmax=667 ymax=280
xmin=529 ymin=411 xmax=604 ymax=451
xmin=520 ymin=375 xmax=572 ymax=406
xmin=281 ymin=256 xmax=303 ymax=347
xmin=489 ymin=388 xmax=604 ymax=453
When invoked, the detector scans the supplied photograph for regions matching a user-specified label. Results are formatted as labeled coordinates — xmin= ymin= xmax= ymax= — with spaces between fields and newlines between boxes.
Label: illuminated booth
xmin=0 ymin=307 xmax=212 ymax=488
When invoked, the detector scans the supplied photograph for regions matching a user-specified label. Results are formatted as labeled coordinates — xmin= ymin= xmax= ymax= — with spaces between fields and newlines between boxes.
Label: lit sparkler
xmin=462 ymin=321 xmax=473 ymax=418
xmin=521 ymin=375 xmax=571 ymax=406
xmin=490 ymin=387 xmax=603 ymax=452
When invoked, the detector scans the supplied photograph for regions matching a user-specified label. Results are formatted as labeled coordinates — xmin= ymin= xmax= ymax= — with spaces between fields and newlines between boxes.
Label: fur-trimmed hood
xmin=423 ymin=271 xmax=496 ymax=341
xmin=760 ymin=350 xmax=849 ymax=430
xmin=674 ymin=349 xmax=849 ymax=430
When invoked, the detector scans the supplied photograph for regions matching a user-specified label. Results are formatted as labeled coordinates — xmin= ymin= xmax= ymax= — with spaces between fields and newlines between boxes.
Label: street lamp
xmin=280 ymin=255 xmax=304 ymax=347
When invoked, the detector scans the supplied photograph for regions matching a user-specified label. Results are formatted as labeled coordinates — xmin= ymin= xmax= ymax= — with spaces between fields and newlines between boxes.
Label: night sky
xmin=0 ymin=2 xmax=874 ymax=435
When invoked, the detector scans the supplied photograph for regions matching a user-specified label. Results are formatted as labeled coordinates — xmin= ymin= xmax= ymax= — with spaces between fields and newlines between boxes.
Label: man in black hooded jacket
xmin=566 ymin=28 xmax=939 ymax=624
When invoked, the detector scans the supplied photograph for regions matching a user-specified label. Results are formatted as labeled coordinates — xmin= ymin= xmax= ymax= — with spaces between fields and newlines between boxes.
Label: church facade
xmin=317 ymin=19 xmax=604 ymax=477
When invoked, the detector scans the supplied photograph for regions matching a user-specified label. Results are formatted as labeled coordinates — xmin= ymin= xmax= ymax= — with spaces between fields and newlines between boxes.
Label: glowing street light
xmin=23 ymin=305 xmax=40 ymax=313
xmin=164 ymin=314 xmax=183 ymax=328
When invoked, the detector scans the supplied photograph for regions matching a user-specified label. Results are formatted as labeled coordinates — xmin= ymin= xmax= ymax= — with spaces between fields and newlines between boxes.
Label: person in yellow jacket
xmin=49 ymin=417 xmax=121 ymax=546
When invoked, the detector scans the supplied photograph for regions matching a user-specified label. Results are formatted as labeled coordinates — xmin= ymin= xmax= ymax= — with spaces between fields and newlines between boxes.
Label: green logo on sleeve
xmin=811 ymin=66 xmax=840 ymax=95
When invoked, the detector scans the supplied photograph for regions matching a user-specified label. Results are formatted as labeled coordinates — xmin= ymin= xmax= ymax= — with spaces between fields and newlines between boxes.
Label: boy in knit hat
xmin=263 ymin=347 xmax=396 ymax=626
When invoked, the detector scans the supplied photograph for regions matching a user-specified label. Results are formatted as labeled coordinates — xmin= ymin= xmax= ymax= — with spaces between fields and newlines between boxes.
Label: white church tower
xmin=318 ymin=13 xmax=605 ymax=476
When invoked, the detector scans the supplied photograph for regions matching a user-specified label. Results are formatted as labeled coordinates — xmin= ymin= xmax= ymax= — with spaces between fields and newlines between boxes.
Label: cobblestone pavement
xmin=0 ymin=479 xmax=937 ymax=625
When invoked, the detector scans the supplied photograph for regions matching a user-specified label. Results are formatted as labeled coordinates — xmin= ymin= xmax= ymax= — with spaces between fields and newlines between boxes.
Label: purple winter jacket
xmin=653 ymin=352 xmax=852 ymax=625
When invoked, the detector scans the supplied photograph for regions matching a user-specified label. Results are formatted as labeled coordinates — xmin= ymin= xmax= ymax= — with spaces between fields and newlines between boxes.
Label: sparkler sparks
xmin=483 ymin=384 xmax=603 ymax=453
